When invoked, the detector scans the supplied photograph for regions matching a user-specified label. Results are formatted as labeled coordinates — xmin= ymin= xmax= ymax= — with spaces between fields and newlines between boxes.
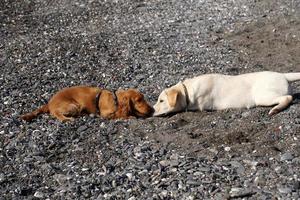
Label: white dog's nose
xmin=153 ymin=105 xmax=160 ymax=116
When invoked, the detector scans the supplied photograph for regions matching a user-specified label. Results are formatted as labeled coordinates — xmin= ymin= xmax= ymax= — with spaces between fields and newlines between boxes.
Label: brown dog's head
xmin=116 ymin=89 xmax=154 ymax=118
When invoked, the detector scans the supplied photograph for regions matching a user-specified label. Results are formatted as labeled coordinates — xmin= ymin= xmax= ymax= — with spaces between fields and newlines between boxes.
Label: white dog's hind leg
xmin=268 ymin=95 xmax=293 ymax=115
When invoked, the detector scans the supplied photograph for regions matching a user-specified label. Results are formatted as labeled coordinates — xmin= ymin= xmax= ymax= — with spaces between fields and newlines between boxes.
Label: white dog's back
xmin=283 ymin=73 xmax=300 ymax=82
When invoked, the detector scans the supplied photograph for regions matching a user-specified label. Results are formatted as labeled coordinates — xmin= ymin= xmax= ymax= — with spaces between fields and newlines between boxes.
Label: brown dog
xmin=21 ymin=86 xmax=154 ymax=122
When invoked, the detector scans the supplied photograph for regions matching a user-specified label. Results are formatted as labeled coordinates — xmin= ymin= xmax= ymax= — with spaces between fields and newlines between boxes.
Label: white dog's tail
xmin=284 ymin=73 xmax=300 ymax=82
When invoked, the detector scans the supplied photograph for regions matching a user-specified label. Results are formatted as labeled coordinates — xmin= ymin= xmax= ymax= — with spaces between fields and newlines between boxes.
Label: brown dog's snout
xmin=140 ymin=105 xmax=154 ymax=117
xmin=142 ymin=101 xmax=155 ymax=117
xmin=133 ymin=101 xmax=154 ymax=117
xmin=148 ymin=106 xmax=155 ymax=116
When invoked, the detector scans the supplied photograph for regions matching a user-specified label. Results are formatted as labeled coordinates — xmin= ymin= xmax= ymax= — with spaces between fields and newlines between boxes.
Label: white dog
xmin=153 ymin=71 xmax=300 ymax=116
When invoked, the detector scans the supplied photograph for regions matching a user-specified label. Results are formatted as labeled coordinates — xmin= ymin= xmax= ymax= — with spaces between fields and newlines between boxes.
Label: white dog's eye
xmin=159 ymin=99 xmax=164 ymax=103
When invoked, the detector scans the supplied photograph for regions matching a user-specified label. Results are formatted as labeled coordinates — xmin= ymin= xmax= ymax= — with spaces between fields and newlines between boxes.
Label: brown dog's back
xmin=21 ymin=86 xmax=101 ymax=122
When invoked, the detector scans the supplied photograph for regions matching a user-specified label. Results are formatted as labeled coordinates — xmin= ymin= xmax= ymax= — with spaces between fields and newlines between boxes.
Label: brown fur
xmin=20 ymin=86 xmax=153 ymax=122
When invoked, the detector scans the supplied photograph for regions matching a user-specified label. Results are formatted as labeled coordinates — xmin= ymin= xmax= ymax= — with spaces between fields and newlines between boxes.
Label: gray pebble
xmin=280 ymin=152 xmax=294 ymax=161
xmin=278 ymin=186 xmax=292 ymax=194
xmin=34 ymin=191 xmax=45 ymax=198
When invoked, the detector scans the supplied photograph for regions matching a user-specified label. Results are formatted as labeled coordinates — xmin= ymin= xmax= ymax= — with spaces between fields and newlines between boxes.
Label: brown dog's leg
xmin=50 ymin=103 xmax=81 ymax=122
xmin=84 ymin=101 xmax=97 ymax=114
xmin=51 ymin=111 xmax=75 ymax=122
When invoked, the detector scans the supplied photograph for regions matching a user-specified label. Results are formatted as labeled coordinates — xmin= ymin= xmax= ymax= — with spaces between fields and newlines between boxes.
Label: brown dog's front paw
xmin=127 ymin=116 xmax=136 ymax=120
xmin=117 ymin=116 xmax=136 ymax=120
xmin=60 ymin=117 xmax=75 ymax=122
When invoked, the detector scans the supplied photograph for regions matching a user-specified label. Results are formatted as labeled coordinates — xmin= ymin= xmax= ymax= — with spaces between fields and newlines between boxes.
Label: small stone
xmin=34 ymin=191 xmax=44 ymax=198
xmin=170 ymin=153 xmax=179 ymax=166
xmin=82 ymin=168 xmax=89 ymax=171
xmin=159 ymin=148 xmax=167 ymax=156
xmin=229 ymin=161 xmax=245 ymax=174
xmin=53 ymin=174 xmax=72 ymax=185
xmin=89 ymin=113 xmax=96 ymax=118
xmin=241 ymin=111 xmax=251 ymax=118
xmin=198 ymin=167 xmax=210 ymax=172
xmin=100 ymin=122 xmax=105 ymax=128
xmin=254 ymin=176 xmax=266 ymax=186
xmin=126 ymin=172 xmax=133 ymax=181
xmin=230 ymin=187 xmax=244 ymax=196
xmin=292 ymin=157 xmax=300 ymax=164
xmin=0 ymin=173 xmax=5 ymax=183
xmin=77 ymin=125 xmax=88 ymax=132
xmin=188 ymin=195 xmax=195 ymax=200
xmin=171 ymin=168 xmax=177 ymax=172
xmin=112 ymin=180 xmax=116 ymax=188
xmin=274 ymin=166 xmax=282 ymax=173
xmin=186 ymin=180 xmax=202 ymax=186
xmin=230 ymin=188 xmax=253 ymax=198
xmin=170 ymin=159 xmax=179 ymax=167
xmin=159 ymin=160 xmax=170 ymax=167
xmin=126 ymin=188 xmax=132 ymax=193
xmin=160 ymin=190 xmax=168 ymax=198
xmin=224 ymin=147 xmax=231 ymax=151
xmin=133 ymin=146 xmax=143 ymax=158
xmin=278 ymin=186 xmax=292 ymax=194
xmin=178 ymin=181 xmax=184 ymax=190
xmin=193 ymin=171 xmax=202 ymax=176
xmin=280 ymin=152 xmax=294 ymax=161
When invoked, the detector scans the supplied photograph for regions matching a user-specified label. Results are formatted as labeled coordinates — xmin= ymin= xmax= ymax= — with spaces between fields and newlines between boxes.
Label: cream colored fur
xmin=153 ymin=71 xmax=300 ymax=116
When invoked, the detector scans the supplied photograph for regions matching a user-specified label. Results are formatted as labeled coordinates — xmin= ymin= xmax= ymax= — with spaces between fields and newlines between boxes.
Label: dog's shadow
xmin=293 ymin=93 xmax=300 ymax=104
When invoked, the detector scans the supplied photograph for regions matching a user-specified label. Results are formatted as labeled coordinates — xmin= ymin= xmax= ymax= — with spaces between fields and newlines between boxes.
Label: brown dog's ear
xmin=166 ymin=89 xmax=179 ymax=107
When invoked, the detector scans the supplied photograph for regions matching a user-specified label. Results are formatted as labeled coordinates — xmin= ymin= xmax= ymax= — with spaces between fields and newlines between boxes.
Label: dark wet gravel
xmin=1 ymin=0 xmax=300 ymax=199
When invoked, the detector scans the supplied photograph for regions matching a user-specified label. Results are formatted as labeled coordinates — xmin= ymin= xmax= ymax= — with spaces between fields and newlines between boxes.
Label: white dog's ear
xmin=167 ymin=89 xmax=179 ymax=107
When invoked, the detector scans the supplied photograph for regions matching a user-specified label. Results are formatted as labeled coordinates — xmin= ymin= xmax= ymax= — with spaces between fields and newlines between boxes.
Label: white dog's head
xmin=153 ymin=83 xmax=187 ymax=116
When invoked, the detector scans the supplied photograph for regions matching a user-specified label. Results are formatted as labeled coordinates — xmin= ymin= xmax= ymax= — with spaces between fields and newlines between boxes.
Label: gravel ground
xmin=1 ymin=0 xmax=300 ymax=199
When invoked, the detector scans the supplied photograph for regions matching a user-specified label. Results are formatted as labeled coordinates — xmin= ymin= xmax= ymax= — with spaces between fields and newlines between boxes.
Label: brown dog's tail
xmin=21 ymin=104 xmax=49 ymax=121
